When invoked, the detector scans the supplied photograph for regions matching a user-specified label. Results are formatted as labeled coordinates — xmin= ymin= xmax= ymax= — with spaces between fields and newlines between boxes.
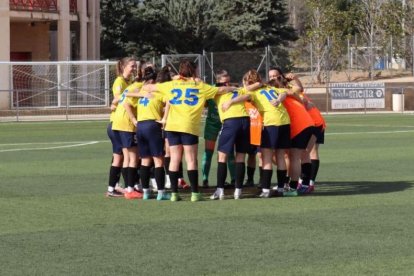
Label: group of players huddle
xmin=106 ymin=57 xmax=326 ymax=202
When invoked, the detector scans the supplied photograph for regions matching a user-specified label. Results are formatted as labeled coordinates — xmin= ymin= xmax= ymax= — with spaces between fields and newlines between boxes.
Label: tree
xmin=215 ymin=0 xmax=297 ymax=49
xmin=352 ymin=0 xmax=388 ymax=79
xmin=100 ymin=0 xmax=140 ymax=59
xmin=100 ymin=0 xmax=296 ymax=58
xmin=296 ymin=0 xmax=352 ymax=83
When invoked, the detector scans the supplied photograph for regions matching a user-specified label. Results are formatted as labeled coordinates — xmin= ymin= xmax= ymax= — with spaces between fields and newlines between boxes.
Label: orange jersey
xmin=282 ymin=96 xmax=315 ymax=138
xmin=302 ymin=93 xmax=326 ymax=129
xmin=244 ymin=101 xmax=263 ymax=146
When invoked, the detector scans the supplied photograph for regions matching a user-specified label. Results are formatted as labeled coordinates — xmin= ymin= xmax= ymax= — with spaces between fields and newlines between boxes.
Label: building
xmin=0 ymin=0 xmax=100 ymax=62
xmin=0 ymin=0 xmax=101 ymax=111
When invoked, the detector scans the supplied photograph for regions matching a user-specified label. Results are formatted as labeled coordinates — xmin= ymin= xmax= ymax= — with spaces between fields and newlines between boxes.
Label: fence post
xmin=57 ymin=64 xmax=62 ymax=107
xmin=66 ymin=88 xmax=69 ymax=121
xmin=104 ymin=60 xmax=109 ymax=106
xmin=16 ymin=90 xmax=20 ymax=122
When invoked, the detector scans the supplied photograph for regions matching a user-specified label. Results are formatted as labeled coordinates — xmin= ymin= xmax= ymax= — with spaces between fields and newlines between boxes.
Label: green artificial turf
xmin=0 ymin=114 xmax=413 ymax=275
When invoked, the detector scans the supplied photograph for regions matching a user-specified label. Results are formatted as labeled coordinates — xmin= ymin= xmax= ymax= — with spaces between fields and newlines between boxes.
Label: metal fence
xmin=303 ymin=84 xmax=414 ymax=114
xmin=0 ymin=61 xmax=117 ymax=121
xmin=1 ymin=58 xmax=413 ymax=122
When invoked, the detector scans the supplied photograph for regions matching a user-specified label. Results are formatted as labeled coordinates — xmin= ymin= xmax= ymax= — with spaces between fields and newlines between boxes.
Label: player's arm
xmin=285 ymin=73 xmax=304 ymax=92
xmin=124 ymin=101 xmax=137 ymax=126
xmin=126 ymin=87 xmax=154 ymax=99
xmin=244 ymin=82 xmax=263 ymax=91
xmin=217 ymin=85 xmax=238 ymax=95
xmin=221 ymin=94 xmax=251 ymax=112
xmin=157 ymin=102 xmax=170 ymax=128
xmin=111 ymin=96 xmax=120 ymax=111
xmin=270 ymin=91 xmax=287 ymax=107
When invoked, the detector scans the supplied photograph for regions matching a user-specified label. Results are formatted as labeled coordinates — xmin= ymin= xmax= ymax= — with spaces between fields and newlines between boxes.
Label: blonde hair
xmin=243 ymin=69 xmax=262 ymax=85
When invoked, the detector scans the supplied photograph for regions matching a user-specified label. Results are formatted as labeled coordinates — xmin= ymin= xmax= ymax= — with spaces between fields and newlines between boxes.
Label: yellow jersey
xmin=248 ymin=86 xmax=290 ymax=126
xmin=112 ymin=82 xmax=143 ymax=132
xmin=215 ymin=88 xmax=248 ymax=122
xmin=110 ymin=76 xmax=131 ymax=122
xmin=155 ymin=79 xmax=219 ymax=136
xmin=137 ymin=92 xmax=167 ymax=122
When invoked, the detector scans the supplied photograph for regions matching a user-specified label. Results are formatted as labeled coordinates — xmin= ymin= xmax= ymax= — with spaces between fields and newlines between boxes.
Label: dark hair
xmin=142 ymin=66 xmax=157 ymax=82
xmin=215 ymin=69 xmax=229 ymax=83
xmin=156 ymin=66 xmax=172 ymax=83
xmin=269 ymin=67 xmax=284 ymax=75
xmin=179 ymin=60 xmax=197 ymax=78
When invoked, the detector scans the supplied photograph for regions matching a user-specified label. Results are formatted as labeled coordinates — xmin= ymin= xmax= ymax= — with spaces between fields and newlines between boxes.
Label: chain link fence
xmin=1 ymin=54 xmax=413 ymax=122
xmin=0 ymin=61 xmax=117 ymax=121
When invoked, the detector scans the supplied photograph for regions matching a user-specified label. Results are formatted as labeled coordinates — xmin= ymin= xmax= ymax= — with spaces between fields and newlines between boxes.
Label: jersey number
xmin=139 ymin=97 xmax=150 ymax=107
xmin=170 ymin=88 xmax=199 ymax=106
xmin=260 ymin=89 xmax=278 ymax=101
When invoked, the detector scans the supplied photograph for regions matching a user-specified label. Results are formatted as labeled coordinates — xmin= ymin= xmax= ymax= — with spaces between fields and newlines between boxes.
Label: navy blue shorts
xmin=166 ymin=131 xmax=199 ymax=146
xmin=261 ymin=124 xmax=291 ymax=149
xmin=114 ymin=130 xmax=137 ymax=148
xmin=137 ymin=120 xmax=165 ymax=158
xmin=107 ymin=122 xmax=122 ymax=154
xmin=313 ymin=125 xmax=325 ymax=144
xmin=218 ymin=117 xmax=250 ymax=154
xmin=291 ymin=126 xmax=314 ymax=149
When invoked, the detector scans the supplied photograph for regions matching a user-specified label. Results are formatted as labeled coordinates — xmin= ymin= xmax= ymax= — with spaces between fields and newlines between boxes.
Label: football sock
xmin=247 ymin=166 xmax=255 ymax=182
xmin=217 ymin=162 xmax=227 ymax=189
xmin=127 ymin=167 xmax=137 ymax=188
xmin=289 ymin=180 xmax=298 ymax=190
xmin=109 ymin=166 xmax=121 ymax=188
xmin=169 ymin=171 xmax=180 ymax=193
xmin=261 ymin=169 xmax=273 ymax=189
xmin=187 ymin=170 xmax=199 ymax=193
xmin=140 ymin=165 xmax=151 ymax=189
xmin=310 ymin=159 xmax=320 ymax=182
xmin=277 ymin=169 xmax=288 ymax=188
xmin=202 ymin=149 xmax=214 ymax=181
xmin=154 ymin=167 xmax=165 ymax=190
xmin=301 ymin=162 xmax=312 ymax=186
xmin=235 ymin=162 xmax=245 ymax=189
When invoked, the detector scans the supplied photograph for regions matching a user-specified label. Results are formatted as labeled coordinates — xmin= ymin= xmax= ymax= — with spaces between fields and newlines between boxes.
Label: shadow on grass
xmin=201 ymin=181 xmax=413 ymax=198
xmin=181 ymin=181 xmax=413 ymax=199
xmin=310 ymin=181 xmax=414 ymax=196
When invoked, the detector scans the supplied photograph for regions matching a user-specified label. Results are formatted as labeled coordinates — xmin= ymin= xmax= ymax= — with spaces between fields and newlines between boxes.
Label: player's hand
xmin=110 ymin=103 xmax=117 ymax=111
xmin=285 ymin=73 xmax=296 ymax=81
xmin=156 ymin=118 xmax=166 ymax=129
xmin=270 ymin=99 xmax=281 ymax=107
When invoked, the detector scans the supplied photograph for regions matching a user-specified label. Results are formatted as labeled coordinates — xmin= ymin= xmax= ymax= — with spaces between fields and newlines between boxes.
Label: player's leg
xmin=202 ymin=139 xmax=216 ymax=187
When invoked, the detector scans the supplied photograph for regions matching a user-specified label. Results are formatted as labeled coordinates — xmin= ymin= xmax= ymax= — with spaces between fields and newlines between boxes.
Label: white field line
xmin=0 ymin=141 xmax=99 ymax=153
xmin=327 ymin=130 xmax=414 ymax=136
xmin=0 ymin=128 xmax=413 ymax=152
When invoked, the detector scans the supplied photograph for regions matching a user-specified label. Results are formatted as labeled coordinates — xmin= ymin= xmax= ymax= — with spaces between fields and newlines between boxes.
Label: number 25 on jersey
xmin=170 ymin=88 xmax=199 ymax=106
